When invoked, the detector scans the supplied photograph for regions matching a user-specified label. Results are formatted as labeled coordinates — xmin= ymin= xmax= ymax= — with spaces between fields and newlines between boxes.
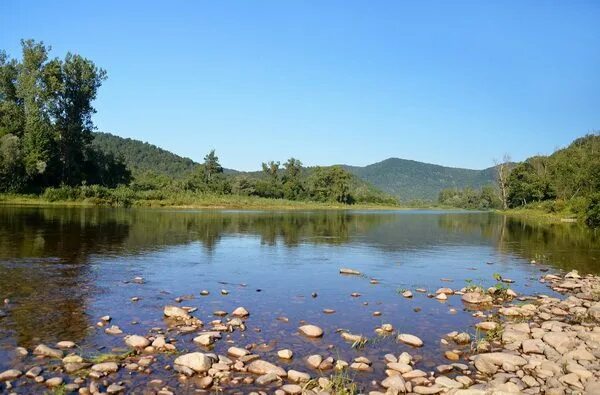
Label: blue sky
xmin=1 ymin=1 xmax=599 ymax=171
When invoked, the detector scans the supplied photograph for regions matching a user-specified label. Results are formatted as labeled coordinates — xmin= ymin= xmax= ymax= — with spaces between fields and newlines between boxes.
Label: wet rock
xmin=256 ymin=372 xmax=280 ymax=385
xmin=462 ymin=292 xmax=492 ymax=304
xmin=402 ymin=290 xmax=413 ymax=298
xmin=125 ymin=335 xmax=150 ymax=348
xmin=277 ymin=349 xmax=293 ymax=359
xmin=33 ymin=344 xmax=63 ymax=359
xmin=227 ymin=347 xmax=250 ymax=358
xmin=454 ymin=332 xmax=471 ymax=344
xmin=0 ymin=369 xmax=22 ymax=381
xmin=306 ymin=355 xmax=323 ymax=369
xmin=107 ymin=383 xmax=126 ymax=393
xmin=231 ymin=307 xmax=249 ymax=317
xmin=247 ymin=360 xmax=287 ymax=377
xmin=397 ymin=333 xmax=423 ymax=347
xmin=387 ymin=362 xmax=412 ymax=373
xmin=341 ymin=332 xmax=365 ymax=343
xmin=45 ymin=377 xmax=64 ymax=387
xmin=287 ymin=369 xmax=310 ymax=383
xmin=64 ymin=362 xmax=90 ymax=373
xmin=163 ymin=305 xmax=190 ymax=319
xmin=339 ymin=268 xmax=361 ymax=275
xmin=298 ymin=324 xmax=323 ymax=338
xmin=174 ymin=352 xmax=212 ymax=373
xmin=445 ymin=351 xmax=460 ymax=361
xmin=25 ymin=366 xmax=43 ymax=378
xmin=105 ymin=325 xmax=123 ymax=335
xmin=436 ymin=293 xmax=448 ymax=301
xmin=91 ymin=362 xmax=119 ymax=374
xmin=57 ymin=340 xmax=76 ymax=349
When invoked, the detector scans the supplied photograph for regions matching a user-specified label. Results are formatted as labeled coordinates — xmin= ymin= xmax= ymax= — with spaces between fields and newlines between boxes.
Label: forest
xmin=0 ymin=40 xmax=396 ymax=207
xmin=438 ymin=133 xmax=600 ymax=227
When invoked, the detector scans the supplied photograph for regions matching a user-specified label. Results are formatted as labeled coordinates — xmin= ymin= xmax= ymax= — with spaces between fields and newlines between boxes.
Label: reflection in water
xmin=0 ymin=206 xmax=598 ymax=350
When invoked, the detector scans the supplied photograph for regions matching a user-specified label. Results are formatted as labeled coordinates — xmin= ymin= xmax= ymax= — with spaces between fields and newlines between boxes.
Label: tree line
xmin=438 ymin=133 xmax=600 ymax=227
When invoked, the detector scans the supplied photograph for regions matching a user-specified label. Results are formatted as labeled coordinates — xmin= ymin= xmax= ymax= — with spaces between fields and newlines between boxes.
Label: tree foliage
xmin=504 ymin=133 xmax=600 ymax=227
xmin=0 ymin=40 xmax=130 ymax=192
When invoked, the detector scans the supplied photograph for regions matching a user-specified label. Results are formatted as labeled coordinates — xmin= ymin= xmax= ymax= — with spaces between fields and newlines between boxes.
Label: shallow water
xmin=0 ymin=206 xmax=598 ymax=392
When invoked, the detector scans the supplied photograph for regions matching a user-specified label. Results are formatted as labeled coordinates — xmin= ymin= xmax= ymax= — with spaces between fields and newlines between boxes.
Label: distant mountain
xmin=92 ymin=132 xmax=495 ymax=201
xmin=343 ymin=158 xmax=496 ymax=201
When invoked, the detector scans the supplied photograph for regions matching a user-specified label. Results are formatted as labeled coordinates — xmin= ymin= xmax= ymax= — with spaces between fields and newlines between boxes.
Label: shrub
xmin=585 ymin=193 xmax=600 ymax=228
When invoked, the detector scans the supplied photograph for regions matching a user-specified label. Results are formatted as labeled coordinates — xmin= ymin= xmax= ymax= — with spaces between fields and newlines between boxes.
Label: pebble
xmin=298 ymin=324 xmax=323 ymax=338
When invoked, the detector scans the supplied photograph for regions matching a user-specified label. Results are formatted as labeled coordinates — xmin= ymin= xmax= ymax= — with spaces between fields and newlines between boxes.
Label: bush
xmin=585 ymin=193 xmax=600 ymax=228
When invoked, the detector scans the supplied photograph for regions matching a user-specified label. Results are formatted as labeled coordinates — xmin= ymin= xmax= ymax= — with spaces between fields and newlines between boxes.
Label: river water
xmin=0 ymin=206 xmax=598 ymax=392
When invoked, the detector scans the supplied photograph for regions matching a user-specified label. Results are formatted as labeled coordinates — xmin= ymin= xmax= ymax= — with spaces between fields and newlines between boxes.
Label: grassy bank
xmin=0 ymin=192 xmax=408 ymax=211
xmin=498 ymin=205 xmax=582 ymax=225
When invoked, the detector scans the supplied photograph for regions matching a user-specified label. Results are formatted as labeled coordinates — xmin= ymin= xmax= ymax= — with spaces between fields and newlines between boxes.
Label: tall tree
xmin=494 ymin=154 xmax=512 ymax=210
xmin=17 ymin=40 xmax=55 ymax=182
xmin=46 ymin=53 xmax=106 ymax=185
xmin=203 ymin=149 xmax=223 ymax=182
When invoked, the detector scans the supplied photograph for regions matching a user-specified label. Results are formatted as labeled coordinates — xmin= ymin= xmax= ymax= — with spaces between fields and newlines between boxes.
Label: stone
xmin=256 ymin=372 xmax=280 ymax=385
xmin=0 ymin=369 xmax=22 ymax=381
xmin=281 ymin=384 xmax=302 ymax=394
xmin=56 ymin=341 xmax=76 ymax=349
xmin=26 ymin=366 xmax=43 ymax=378
xmin=414 ymin=385 xmax=443 ymax=394
xmin=402 ymin=290 xmax=413 ymax=298
xmin=462 ymin=292 xmax=492 ymax=304
xmin=435 ymin=376 xmax=462 ymax=389
xmin=45 ymin=377 xmax=64 ymax=387
xmin=454 ymin=332 xmax=471 ymax=344
xmin=522 ymin=339 xmax=545 ymax=354
xmin=125 ymin=335 xmax=150 ymax=348
xmin=298 ymin=324 xmax=323 ymax=338
xmin=33 ymin=344 xmax=63 ymax=359
xmin=387 ymin=362 xmax=412 ymax=373
xmin=306 ymin=355 xmax=323 ymax=369
xmin=382 ymin=375 xmax=406 ymax=391
xmin=231 ymin=307 xmax=249 ymax=317
xmin=247 ymin=360 xmax=287 ymax=377
xmin=63 ymin=354 xmax=83 ymax=363
xmin=277 ymin=349 xmax=293 ymax=359
xmin=436 ymin=293 xmax=448 ymax=301
xmin=174 ymin=352 xmax=212 ymax=373
xmin=397 ymin=333 xmax=423 ymax=347
xmin=436 ymin=287 xmax=454 ymax=295
xmin=445 ymin=351 xmax=460 ymax=361
xmin=475 ymin=352 xmax=526 ymax=369
xmin=105 ymin=325 xmax=123 ymax=335
xmin=287 ymin=369 xmax=310 ymax=383
xmin=543 ymin=332 xmax=575 ymax=354
xmin=107 ymin=383 xmax=126 ymax=393
xmin=91 ymin=362 xmax=119 ymax=373
xmin=228 ymin=347 xmax=250 ymax=358
xmin=341 ymin=332 xmax=365 ymax=342
xmin=476 ymin=321 xmax=498 ymax=331
xmin=163 ymin=305 xmax=190 ymax=319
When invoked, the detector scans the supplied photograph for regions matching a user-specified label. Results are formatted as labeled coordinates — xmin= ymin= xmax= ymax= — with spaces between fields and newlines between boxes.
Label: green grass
xmin=89 ymin=350 xmax=134 ymax=364
xmin=303 ymin=370 xmax=360 ymax=395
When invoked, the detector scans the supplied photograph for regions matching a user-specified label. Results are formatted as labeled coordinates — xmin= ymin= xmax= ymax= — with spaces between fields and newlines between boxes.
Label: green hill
xmin=92 ymin=132 xmax=496 ymax=202
xmin=343 ymin=158 xmax=496 ymax=202
xmin=92 ymin=132 xmax=200 ymax=177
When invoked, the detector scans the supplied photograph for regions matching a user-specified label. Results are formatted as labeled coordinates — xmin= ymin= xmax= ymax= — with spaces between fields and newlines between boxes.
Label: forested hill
xmin=92 ymin=132 xmax=496 ymax=201
xmin=92 ymin=132 xmax=201 ymax=177
xmin=343 ymin=158 xmax=496 ymax=201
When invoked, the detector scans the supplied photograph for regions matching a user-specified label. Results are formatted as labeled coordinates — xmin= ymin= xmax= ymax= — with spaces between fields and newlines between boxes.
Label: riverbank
xmin=0 ymin=193 xmax=416 ymax=211
xmin=498 ymin=207 xmax=581 ymax=225
xmin=1 ymin=265 xmax=598 ymax=394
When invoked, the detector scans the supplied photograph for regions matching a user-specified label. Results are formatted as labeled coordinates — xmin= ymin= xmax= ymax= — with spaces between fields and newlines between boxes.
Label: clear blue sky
xmin=1 ymin=1 xmax=599 ymax=171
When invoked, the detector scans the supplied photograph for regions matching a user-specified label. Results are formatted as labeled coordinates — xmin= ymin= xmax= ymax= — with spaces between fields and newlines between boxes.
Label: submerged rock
xmin=298 ymin=324 xmax=323 ymax=338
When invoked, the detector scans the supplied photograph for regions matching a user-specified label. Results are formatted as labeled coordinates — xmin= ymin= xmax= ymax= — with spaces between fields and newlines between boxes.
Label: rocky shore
xmin=1 ymin=270 xmax=599 ymax=395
